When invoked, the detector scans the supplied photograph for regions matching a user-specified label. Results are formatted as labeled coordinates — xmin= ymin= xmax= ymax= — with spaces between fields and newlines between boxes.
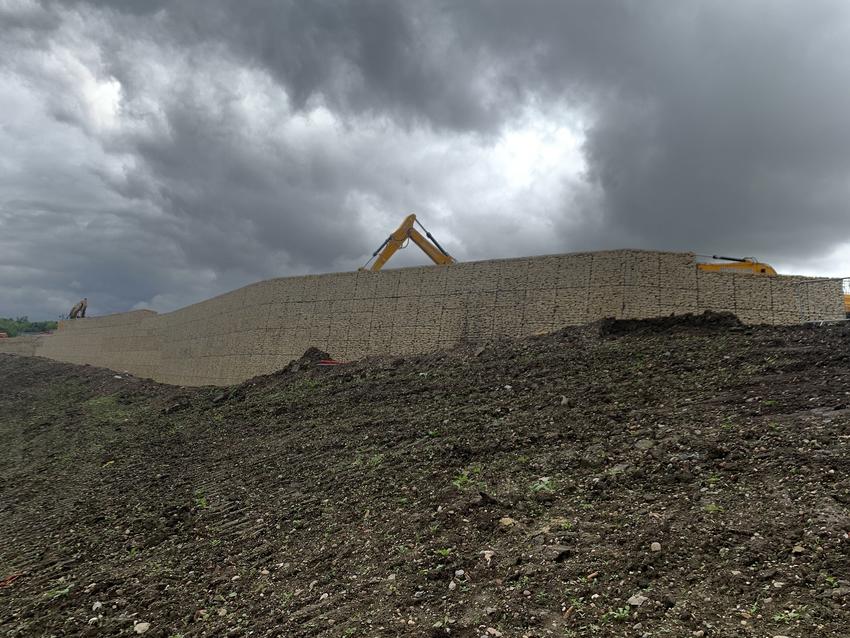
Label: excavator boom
xmin=362 ymin=214 xmax=455 ymax=271
xmin=696 ymin=255 xmax=777 ymax=276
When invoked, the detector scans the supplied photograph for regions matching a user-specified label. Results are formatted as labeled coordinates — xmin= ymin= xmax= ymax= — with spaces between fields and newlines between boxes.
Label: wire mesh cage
xmin=792 ymin=277 xmax=848 ymax=324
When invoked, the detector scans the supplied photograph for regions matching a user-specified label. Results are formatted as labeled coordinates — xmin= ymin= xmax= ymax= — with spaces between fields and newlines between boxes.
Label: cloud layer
xmin=3 ymin=0 xmax=850 ymax=318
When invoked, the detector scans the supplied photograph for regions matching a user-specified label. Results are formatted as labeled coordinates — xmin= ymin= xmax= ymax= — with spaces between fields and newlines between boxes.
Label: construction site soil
xmin=2 ymin=312 xmax=850 ymax=638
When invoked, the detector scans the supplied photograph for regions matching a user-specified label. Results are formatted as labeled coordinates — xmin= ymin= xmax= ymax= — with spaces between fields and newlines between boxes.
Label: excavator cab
xmin=361 ymin=214 xmax=455 ymax=271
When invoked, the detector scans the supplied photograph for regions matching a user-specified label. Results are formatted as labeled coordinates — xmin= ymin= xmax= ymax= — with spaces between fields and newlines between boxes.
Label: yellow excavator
xmin=361 ymin=214 xmax=455 ymax=271
xmin=696 ymin=255 xmax=777 ymax=276
xmin=698 ymin=255 xmax=850 ymax=316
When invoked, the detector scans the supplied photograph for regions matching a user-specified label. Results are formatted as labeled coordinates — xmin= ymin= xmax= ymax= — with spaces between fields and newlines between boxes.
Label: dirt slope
xmin=2 ymin=313 xmax=850 ymax=638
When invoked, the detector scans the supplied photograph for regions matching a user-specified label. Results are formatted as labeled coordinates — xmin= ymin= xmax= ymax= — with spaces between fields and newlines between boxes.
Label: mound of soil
xmin=2 ymin=318 xmax=850 ymax=637
xmin=597 ymin=310 xmax=743 ymax=337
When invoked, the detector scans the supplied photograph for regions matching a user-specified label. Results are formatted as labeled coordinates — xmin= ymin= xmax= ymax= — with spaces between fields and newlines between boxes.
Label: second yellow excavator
xmin=696 ymin=255 xmax=777 ymax=276
xmin=361 ymin=214 xmax=455 ymax=271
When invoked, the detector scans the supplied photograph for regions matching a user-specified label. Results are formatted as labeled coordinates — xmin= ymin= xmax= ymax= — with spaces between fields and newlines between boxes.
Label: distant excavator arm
xmin=696 ymin=255 xmax=777 ymax=276
xmin=363 ymin=214 xmax=455 ymax=271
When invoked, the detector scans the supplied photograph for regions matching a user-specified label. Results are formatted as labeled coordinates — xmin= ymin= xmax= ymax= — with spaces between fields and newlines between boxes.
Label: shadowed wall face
xmin=1 ymin=251 xmax=842 ymax=386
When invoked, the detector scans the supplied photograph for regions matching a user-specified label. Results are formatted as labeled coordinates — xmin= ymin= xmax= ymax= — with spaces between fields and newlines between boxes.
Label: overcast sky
xmin=3 ymin=0 xmax=850 ymax=319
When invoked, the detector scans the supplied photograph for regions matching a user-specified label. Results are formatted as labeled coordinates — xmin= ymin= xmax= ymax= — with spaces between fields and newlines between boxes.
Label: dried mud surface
xmin=2 ymin=313 xmax=850 ymax=637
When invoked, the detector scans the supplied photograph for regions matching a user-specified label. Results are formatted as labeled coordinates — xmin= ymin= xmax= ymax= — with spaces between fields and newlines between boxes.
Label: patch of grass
xmin=83 ymin=394 xmax=132 ymax=423
xmin=703 ymin=502 xmax=724 ymax=514
xmin=366 ymin=453 xmax=384 ymax=468
xmin=452 ymin=465 xmax=482 ymax=490
xmin=43 ymin=586 xmax=71 ymax=599
xmin=773 ymin=607 xmax=806 ymax=622
xmin=601 ymin=606 xmax=630 ymax=623
xmin=550 ymin=516 xmax=573 ymax=530
xmin=194 ymin=491 xmax=209 ymax=509
xmin=434 ymin=547 xmax=453 ymax=558
xmin=530 ymin=476 xmax=555 ymax=493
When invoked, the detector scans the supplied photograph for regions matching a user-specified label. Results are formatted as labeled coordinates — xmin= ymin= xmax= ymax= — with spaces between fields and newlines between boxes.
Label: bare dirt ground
xmin=2 ymin=312 xmax=850 ymax=638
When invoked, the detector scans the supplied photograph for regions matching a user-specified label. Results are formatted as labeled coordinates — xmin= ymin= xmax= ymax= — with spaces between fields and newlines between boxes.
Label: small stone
xmin=260 ymin=569 xmax=270 ymax=575
xmin=523 ymin=589 xmax=531 ymax=596
xmin=454 ymin=569 xmax=465 ymax=578
xmin=543 ymin=545 xmax=573 ymax=562
xmin=92 ymin=601 xmax=103 ymax=611
xmin=486 ymin=628 xmax=503 ymax=637
xmin=88 ymin=617 xmax=98 ymax=626
xmin=791 ymin=545 xmax=805 ymax=554
xmin=650 ymin=542 xmax=662 ymax=552
xmin=635 ymin=439 xmax=655 ymax=450
xmin=217 ymin=608 xmax=227 ymax=616
xmin=499 ymin=517 xmax=516 ymax=527
xmin=134 ymin=622 xmax=150 ymax=634
xmin=230 ymin=575 xmax=240 ymax=581
xmin=627 ymin=594 xmax=648 ymax=607
xmin=448 ymin=580 xmax=457 ymax=591
xmin=692 ymin=632 xmax=705 ymax=638
xmin=484 ymin=606 xmax=498 ymax=616
xmin=388 ymin=573 xmax=397 ymax=581
xmin=319 ymin=592 xmax=329 ymax=600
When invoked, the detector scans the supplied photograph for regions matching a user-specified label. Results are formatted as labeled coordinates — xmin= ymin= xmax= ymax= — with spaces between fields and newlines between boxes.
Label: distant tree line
xmin=0 ymin=317 xmax=58 ymax=337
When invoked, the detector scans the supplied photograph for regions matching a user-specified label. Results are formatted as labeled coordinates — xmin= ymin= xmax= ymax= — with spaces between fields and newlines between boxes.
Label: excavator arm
xmin=696 ymin=255 xmax=777 ymax=276
xmin=363 ymin=214 xmax=455 ymax=271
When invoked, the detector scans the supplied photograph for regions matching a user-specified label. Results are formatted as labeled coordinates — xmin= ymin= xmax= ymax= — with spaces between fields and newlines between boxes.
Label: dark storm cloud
xmin=3 ymin=0 xmax=850 ymax=319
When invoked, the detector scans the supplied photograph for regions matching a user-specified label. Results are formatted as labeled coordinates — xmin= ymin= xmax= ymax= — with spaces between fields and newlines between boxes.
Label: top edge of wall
xmin=153 ymin=249 xmax=695 ymax=317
